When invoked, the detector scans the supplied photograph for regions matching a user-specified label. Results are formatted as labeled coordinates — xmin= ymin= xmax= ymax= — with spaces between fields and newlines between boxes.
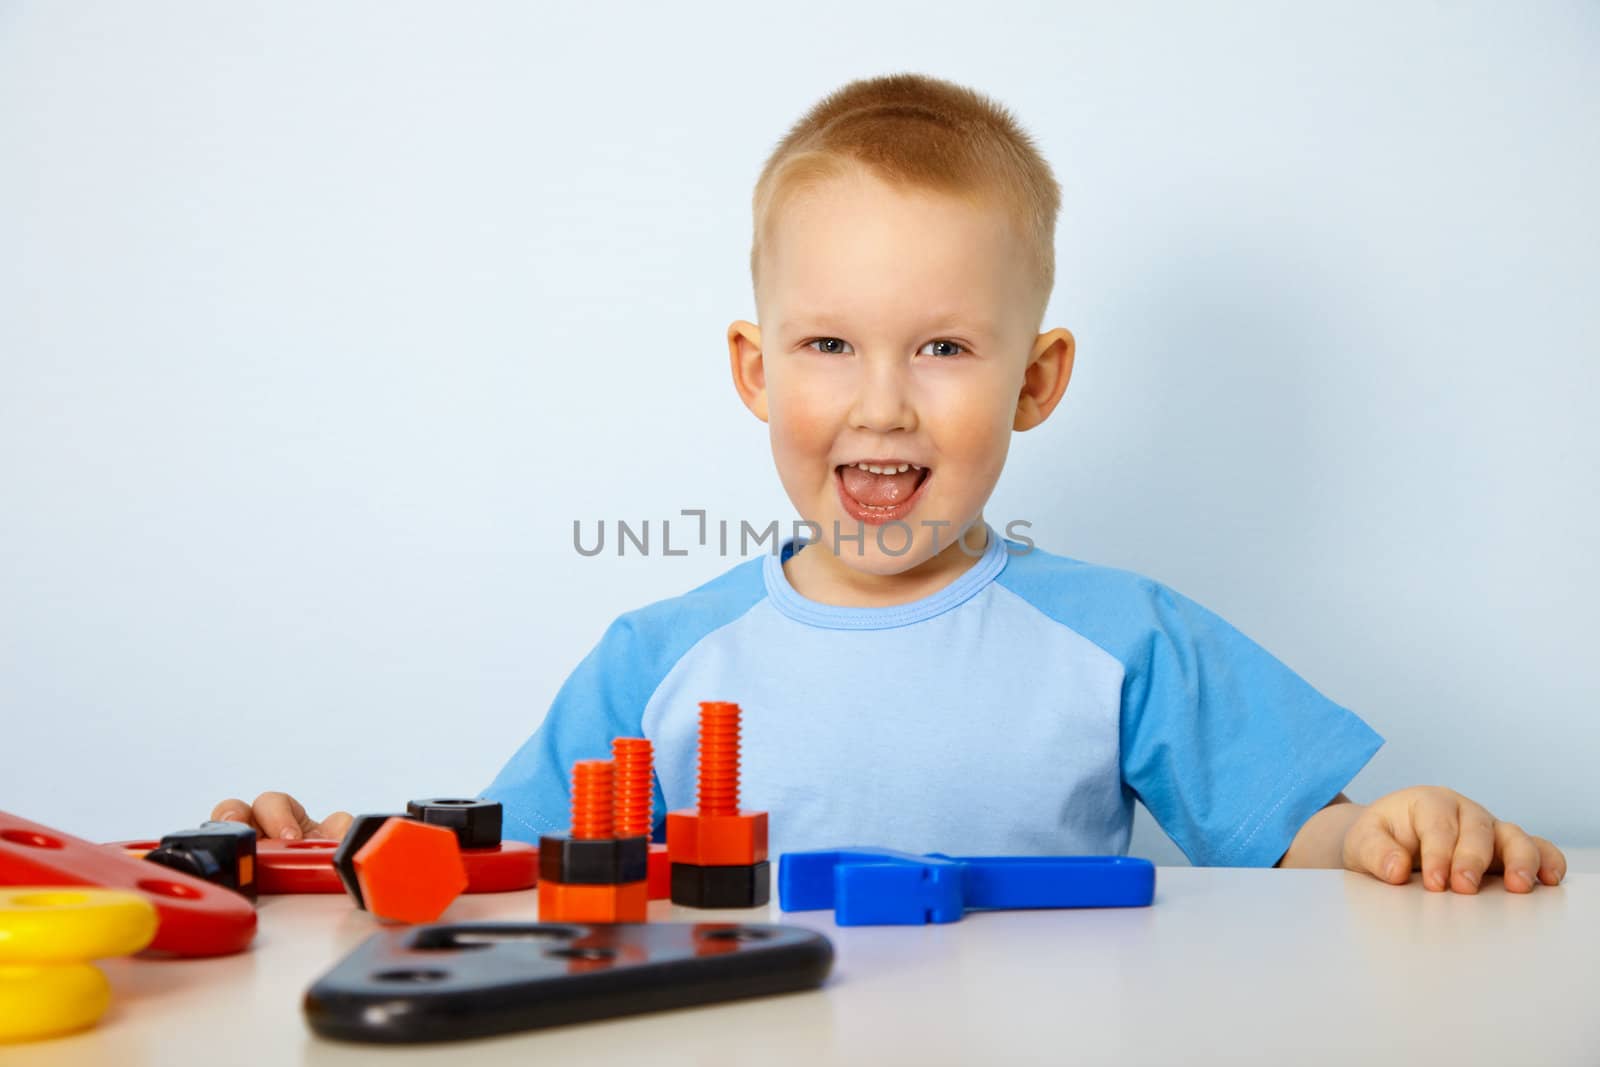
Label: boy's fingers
xmin=310 ymin=811 xmax=353 ymax=841
xmin=1449 ymin=802 xmax=1496 ymax=894
xmin=1495 ymin=823 xmax=1541 ymax=893
xmin=250 ymin=792 xmax=311 ymax=840
xmin=210 ymin=799 xmax=260 ymax=834
xmin=1411 ymin=796 xmax=1459 ymax=892
xmin=1348 ymin=819 xmax=1412 ymax=884
xmin=1533 ymin=837 xmax=1567 ymax=886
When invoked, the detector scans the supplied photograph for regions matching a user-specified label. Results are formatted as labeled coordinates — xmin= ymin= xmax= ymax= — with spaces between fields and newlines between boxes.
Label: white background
xmin=2 ymin=2 xmax=1595 ymax=862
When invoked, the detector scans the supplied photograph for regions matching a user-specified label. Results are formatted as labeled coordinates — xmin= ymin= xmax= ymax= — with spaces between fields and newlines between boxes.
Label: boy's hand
xmin=1343 ymin=786 xmax=1566 ymax=893
xmin=209 ymin=792 xmax=352 ymax=841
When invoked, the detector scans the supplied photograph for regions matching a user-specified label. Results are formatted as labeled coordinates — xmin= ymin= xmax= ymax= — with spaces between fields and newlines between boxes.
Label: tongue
xmin=840 ymin=466 xmax=921 ymax=507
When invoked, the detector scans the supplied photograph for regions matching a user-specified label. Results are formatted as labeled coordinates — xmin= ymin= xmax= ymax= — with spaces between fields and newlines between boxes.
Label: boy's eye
xmin=806 ymin=337 xmax=853 ymax=355
xmin=802 ymin=338 xmax=968 ymax=357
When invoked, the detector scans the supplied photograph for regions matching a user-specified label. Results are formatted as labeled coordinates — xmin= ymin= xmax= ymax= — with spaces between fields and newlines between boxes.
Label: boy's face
xmin=729 ymin=166 xmax=1073 ymax=579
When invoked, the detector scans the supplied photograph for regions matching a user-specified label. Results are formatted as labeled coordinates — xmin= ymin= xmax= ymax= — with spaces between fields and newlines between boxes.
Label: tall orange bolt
xmin=612 ymin=738 xmax=653 ymax=839
xmin=666 ymin=701 xmax=767 ymax=871
xmin=696 ymin=701 xmax=740 ymax=816
xmin=569 ymin=760 xmax=614 ymax=840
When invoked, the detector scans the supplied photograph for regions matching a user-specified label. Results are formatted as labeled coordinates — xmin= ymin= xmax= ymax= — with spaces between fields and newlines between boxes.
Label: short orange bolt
xmin=570 ymin=759 xmax=614 ymax=840
xmin=540 ymin=755 xmax=653 ymax=894
xmin=611 ymin=738 xmax=653 ymax=840
xmin=666 ymin=702 xmax=768 ymax=867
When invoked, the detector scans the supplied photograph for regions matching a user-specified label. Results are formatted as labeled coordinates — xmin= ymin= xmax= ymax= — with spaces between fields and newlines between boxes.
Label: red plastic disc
xmin=4 ymin=812 xmax=256 ymax=957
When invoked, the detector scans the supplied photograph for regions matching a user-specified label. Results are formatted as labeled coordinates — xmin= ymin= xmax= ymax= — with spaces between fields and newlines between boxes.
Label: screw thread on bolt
xmin=570 ymin=759 xmax=615 ymax=840
xmin=696 ymin=701 xmax=741 ymax=816
xmin=612 ymin=737 xmax=653 ymax=838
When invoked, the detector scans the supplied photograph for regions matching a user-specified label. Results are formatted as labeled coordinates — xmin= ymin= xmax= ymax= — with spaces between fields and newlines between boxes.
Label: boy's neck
xmin=780 ymin=520 xmax=993 ymax=608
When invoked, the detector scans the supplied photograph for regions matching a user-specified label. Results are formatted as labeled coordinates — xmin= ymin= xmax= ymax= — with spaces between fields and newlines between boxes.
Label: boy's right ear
xmin=727 ymin=320 xmax=769 ymax=423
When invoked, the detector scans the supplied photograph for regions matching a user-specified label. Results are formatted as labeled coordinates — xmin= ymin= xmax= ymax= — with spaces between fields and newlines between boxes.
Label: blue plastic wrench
xmin=778 ymin=847 xmax=1155 ymax=925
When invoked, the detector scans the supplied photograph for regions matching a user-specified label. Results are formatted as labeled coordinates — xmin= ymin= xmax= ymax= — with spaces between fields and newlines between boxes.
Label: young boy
xmin=214 ymin=73 xmax=1565 ymax=893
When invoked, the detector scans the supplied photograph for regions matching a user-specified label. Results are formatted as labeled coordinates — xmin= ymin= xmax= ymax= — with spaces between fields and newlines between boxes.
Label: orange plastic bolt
xmin=666 ymin=701 xmax=767 ymax=867
xmin=570 ymin=760 xmax=614 ymax=841
xmin=696 ymin=701 xmax=740 ymax=816
xmin=612 ymin=738 xmax=653 ymax=839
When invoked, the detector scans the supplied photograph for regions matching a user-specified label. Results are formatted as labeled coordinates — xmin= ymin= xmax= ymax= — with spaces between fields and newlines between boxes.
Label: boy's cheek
xmin=765 ymin=397 xmax=838 ymax=464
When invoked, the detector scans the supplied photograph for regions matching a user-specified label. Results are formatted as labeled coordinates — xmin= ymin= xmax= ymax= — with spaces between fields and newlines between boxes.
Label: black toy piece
xmin=331 ymin=813 xmax=416 ymax=910
xmin=144 ymin=820 xmax=259 ymax=901
xmin=539 ymin=834 xmax=649 ymax=885
xmin=671 ymin=861 xmax=771 ymax=908
xmin=303 ymin=921 xmax=834 ymax=1043
xmin=406 ymin=798 xmax=503 ymax=850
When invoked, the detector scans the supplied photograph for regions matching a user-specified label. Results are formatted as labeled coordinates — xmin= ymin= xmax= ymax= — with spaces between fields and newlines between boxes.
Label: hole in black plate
xmin=700 ymin=927 xmax=776 ymax=943
xmin=546 ymin=947 xmax=617 ymax=962
xmin=373 ymin=969 xmax=450 ymax=983
xmin=412 ymin=925 xmax=582 ymax=951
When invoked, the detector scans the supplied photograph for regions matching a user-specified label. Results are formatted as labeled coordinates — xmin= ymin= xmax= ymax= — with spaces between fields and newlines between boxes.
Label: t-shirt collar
xmin=762 ymin=522 xmax=1009 ymax=630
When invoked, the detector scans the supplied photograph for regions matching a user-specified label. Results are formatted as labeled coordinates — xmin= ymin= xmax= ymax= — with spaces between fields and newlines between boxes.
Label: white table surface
xmin=7 ymin=849 xmax=1598 ymax=1067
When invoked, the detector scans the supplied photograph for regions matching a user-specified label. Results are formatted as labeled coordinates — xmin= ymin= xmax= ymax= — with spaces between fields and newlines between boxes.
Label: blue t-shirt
xmin=483 ymin=526 xmax=1382 ymax=867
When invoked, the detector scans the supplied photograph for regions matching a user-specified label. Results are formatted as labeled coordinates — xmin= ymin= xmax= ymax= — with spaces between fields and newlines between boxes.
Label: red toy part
xmin=110 ymin=838 xmax=538 ymax=895
xmin=648 ymin=843 xmax=670 ymax=900
xmin=666 ymin=810 xmax=769 ymax=866
xmin=353 ymin=819 xmax=467 ymax=924
xmin=537 ymin=879 xmax=648 ymax=923
xmin=1 ymin=811 xmax=256 ymax=957
xmin=256 ymin=840 xmax=345 ymax=894
xmin=459 ymin=843 xmax=540 ymax=892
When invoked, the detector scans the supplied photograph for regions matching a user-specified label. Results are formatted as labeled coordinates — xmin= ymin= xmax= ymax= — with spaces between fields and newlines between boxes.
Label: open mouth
xmin=834 ymin=460 xmax=932 ymax=525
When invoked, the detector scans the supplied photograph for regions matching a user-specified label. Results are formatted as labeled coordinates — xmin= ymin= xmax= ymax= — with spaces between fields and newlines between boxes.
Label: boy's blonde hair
xmin=750 ymin=73 xmax=1061 ymax=326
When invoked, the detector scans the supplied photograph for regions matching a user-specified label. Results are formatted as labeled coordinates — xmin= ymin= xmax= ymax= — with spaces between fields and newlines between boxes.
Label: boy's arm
xmin=1276 ymin=788 xmax=1568 ymax=892
xmin=1114 ymin=580 xmax=1384 ymax=868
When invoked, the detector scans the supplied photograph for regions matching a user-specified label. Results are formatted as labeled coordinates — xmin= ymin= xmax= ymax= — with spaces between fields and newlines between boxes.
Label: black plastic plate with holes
xmin=302 ymin=921 xmax=835 ymax=1043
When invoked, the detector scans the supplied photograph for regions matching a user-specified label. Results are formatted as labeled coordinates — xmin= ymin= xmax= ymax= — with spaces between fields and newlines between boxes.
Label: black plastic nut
xmin=144 ymin=845 xmax=224 ymax=886
xmin=144 ymin=820 xmax=258 ymax=900
xmin=332 ymin=813 xmax=415 ymax=910
xmin=406 ymin=798 xmax=503 ymax=850
xmin=538 ymin=835 xmax=648 ymax=885
xmin=670 ymin=861 xmax=771 ymax=908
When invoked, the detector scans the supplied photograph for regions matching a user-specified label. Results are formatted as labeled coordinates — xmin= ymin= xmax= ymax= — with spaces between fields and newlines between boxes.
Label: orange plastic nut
xmin=666 ymin=809 xmax=768 ymax=867
xmin=353 ymin=819 xmax=467 ymax=924
xmin=537 ymin=879 xmax=648 ymax=924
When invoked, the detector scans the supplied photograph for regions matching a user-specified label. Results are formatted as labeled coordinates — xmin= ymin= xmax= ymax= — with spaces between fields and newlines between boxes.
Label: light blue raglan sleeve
xmin=479 ymin=615 xmax=671 ymax=843
xmin=1119 ymin=580 xmax=1384 ymax=867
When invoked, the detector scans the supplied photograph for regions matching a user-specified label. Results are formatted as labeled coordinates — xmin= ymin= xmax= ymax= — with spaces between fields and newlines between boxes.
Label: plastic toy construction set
xmin=0 ymin=700 xmax=1154 ymax=1045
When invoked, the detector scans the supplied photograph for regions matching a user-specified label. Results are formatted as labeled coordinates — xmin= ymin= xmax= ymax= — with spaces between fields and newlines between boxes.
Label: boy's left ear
xmin=727 ymin=319 xmax=769 ymax=423
xmin=1014 ymin=327 xmax=1075 ymax=431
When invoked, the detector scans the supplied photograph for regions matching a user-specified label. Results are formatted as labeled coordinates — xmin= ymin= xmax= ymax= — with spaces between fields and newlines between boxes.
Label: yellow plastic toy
xmin=0 ymin=887 xmax=158 ymax=1043
xmin=0 ymin=888 xmax=158 ymax=963
xmin=0 ymin=963 xmax=111 ymax=1042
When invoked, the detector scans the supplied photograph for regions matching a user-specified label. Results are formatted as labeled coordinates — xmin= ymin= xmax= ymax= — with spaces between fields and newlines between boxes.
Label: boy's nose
xmin=847 ymin=360 xmax=917 ymax=433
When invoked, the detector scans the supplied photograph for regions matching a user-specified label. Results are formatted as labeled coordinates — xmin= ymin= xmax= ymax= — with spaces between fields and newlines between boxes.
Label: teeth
xmin=853 ymin=462 xmax=920 ymax=474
